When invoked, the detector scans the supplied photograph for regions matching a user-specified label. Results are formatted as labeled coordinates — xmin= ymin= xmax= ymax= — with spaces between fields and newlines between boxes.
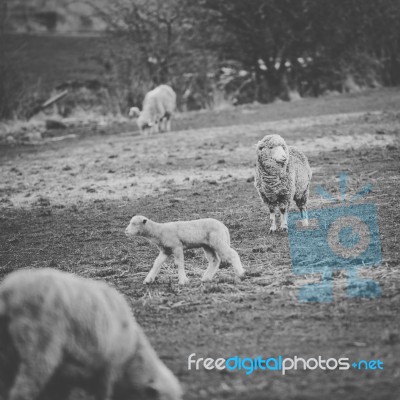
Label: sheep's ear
xmin=256 ymin=141 xmax=264 ymax=150
xmin=143 ymin=219 xmax=147 ymax=225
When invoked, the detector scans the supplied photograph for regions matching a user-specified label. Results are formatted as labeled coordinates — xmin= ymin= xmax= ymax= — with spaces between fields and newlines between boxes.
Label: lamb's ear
xmin=143 ymin=218 xmax=147 ymax=224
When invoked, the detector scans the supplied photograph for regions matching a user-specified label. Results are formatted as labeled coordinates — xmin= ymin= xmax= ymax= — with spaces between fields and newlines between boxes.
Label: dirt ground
xmin=1 ymin=89 xmax=400 ymax=400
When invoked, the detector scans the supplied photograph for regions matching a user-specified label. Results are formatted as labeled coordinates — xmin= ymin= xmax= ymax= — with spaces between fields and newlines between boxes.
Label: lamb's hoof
xmin=143 ymin=277 xmax=155 ymax=285
xmin=201 ymin=276 xmax=212 ymax=283
xmin=179 ymin=277 xmax=190 ymax=285
xmin=280 ymin=225 xmax=288 ymax=232
xmin=269 ymin=227 xmax=277 ymax=234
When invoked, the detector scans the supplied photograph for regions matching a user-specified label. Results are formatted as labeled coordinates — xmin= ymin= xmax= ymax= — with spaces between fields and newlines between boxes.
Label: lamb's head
xmin=136 ymin=114 xmax=154 ymax=134
xmin=125 ymin=215 xmax=149 ymax=237
xmin=256 ymin=134 xmax=289 ymax=168
xmin=129 ymin=107 xmax=141 ymax=118
xmin=129 ymin=108 xmax=153 ymax=133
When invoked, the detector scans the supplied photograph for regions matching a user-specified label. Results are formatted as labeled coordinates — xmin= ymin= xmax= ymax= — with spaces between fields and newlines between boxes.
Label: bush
xmin=0 ymin=37 xmax=45 ymax=121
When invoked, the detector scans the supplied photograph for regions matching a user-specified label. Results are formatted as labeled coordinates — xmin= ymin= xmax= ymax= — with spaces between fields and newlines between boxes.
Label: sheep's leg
xmin=279 ymin=207 xmax=288 ymax=231
xmin=173 ymin=247 xmax=189 ymax=285
xmin=299 ymin=206 xmax=309 ymax=226
xmin=9 ymin=364 xmax=51 ymax=400
xmin=40 ymin=376 xmax=72 ymax=400
xmin=144 ymin=251 xmax=169 ymax=284
xmin=269 ymin=207 xmax=277 ymax=233
xmin=295 ymin=188 xmax=309 ymax=226
xmin=92 ymin=369 xmax=115 ymax=400
xmin=8 ymin=323 xmax=63 ymax=400
xmin=76 ymin=367 xmax=114 ymax=400
xmin=201 ymin=246 xmax=221 ymax=282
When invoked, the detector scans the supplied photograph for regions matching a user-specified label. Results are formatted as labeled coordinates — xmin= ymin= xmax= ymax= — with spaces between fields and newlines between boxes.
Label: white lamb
xmin=0 ymin=268 xmax=182 ymax=400
xmin=255 ymin=134 xmax=312 ymax=233
xmin=129 ymin=85 xmax=176 ymax=135
xmin=125 ymin=216 xmax=245 ymax=285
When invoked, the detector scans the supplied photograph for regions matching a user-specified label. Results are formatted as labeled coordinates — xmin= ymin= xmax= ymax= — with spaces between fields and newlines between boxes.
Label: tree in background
xmin=90 ymin=0 xmax=217 ymax=112
xmin=196 ymin=0 xmax=400 ymax=101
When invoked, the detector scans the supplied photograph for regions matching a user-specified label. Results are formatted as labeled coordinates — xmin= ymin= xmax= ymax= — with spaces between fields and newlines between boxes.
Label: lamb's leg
xmin=217 ymin=247 xmax=245 ymax=279
xmin=201 ymin=247 xmax=221 ymax=282
xmin=158 ymin=117 xmax=164 ymax=132
xmin=165 ymin=117 xmax=172 ymax=132
xmin=162 ymin=117 xmax=169 ymax=132
xmin=144 ymin=251 xmax=169 ymax=284
xmin=173 ymin=247 xmax=189 ymax=285
xmin=226 ymin=247 xmax=245 ymax=278
xmin=211 ymin=235 xmax=245 ymax=279
xmin=279 ymin=207 xmax=288 ymax=231
xmin=269 ymin=207 xmax=277 ymax=233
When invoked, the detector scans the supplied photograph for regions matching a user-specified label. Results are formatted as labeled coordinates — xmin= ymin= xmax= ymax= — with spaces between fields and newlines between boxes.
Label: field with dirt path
xmin=1 ymin=89 xmax=400 ymax=400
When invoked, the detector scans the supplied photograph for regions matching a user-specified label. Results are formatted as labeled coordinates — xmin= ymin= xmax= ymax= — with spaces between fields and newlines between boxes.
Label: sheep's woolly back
xmin=0 ymin=268 xmax=182 ymax=400
xmin=255 ymin=134 xmax=311 ymax=209
xmin=138 ymin=85 xmax=176 ymax=127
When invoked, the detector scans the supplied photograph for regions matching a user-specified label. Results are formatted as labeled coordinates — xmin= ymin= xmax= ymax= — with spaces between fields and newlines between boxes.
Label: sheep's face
xmin=256 ymin=134 xmax=289 ymax=168
xmin=125 ymin=216 xmax=148 ymax=237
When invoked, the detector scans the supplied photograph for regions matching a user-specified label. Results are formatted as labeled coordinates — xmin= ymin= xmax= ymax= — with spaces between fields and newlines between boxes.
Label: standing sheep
xmin=0 ymin=268 xmax=182 ymax=400
xmin=255 ymin=134 xmax=312 ymax=233
xmin=129 ymin=85 xmax=176 ymax=135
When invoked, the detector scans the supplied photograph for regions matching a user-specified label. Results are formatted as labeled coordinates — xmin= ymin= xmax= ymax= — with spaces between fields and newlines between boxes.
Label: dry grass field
xmin=1 ymin=88 xmax=400 ymax=399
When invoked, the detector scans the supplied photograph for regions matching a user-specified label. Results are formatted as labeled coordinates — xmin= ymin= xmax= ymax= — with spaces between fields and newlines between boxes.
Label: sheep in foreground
xmin=125 ymin=216 xmax=245 ymax=285
xmin=0 ymin=268 xmax=182 ymax=400
xmin=255 ymin=134 xmax=312 ymax=233
xmin=129 ymin=85 xmax=176 ymax=135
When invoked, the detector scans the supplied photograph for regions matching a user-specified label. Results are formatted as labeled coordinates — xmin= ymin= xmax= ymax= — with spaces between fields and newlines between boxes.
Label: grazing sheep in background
xmin=125 ymin=216 xmax=245 ymax=285
xmin=255 ymin=134 xmax=312 ymax=233
xmin=0 ymin=268 xmax=182 ymax=400
xmin=129 ymin=85 xmax=176 ymax=135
